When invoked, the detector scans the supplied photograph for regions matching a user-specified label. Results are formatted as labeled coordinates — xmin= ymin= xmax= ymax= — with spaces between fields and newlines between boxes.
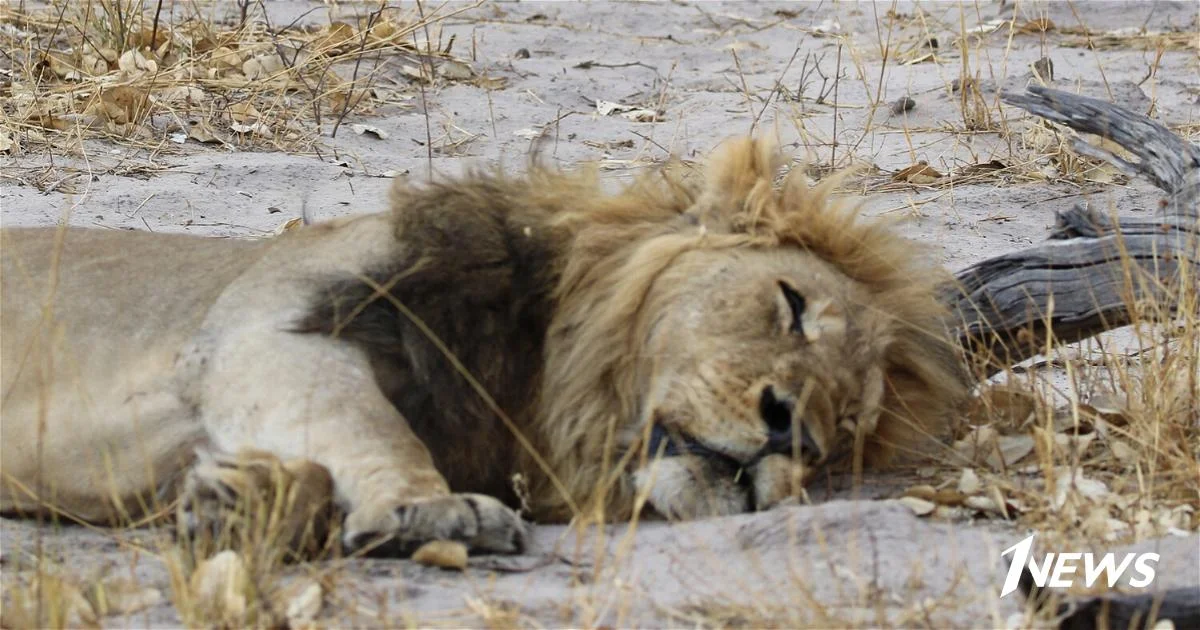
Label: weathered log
xmin=1017 ymin=564 xmax=1200 ymax=630
xmin=944 ymin=87 xmax=1199 ymax=376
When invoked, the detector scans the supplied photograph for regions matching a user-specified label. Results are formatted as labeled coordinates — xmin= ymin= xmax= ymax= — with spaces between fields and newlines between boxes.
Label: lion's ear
xmin=684 ymin=137 xmax=783 ymax=233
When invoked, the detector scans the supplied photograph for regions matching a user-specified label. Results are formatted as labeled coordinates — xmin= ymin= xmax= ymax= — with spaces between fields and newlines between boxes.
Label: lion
xmin=0 ymin=138 xmax=967 ymax=556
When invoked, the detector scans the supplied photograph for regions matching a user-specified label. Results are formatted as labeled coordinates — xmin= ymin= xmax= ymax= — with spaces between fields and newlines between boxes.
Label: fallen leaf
xmin=812 ymin=18 xmax=842 ymax=36
xmin=283 ymin=581 xmax=323 ymax=627
xmin=227 ymin=101 xmax=261 ymax=124
xmin=96 ymin=86 xmax=151 ymax=124
xmin=595 ymin=100 xmax=660 ymax=122
xmin=189 ymin=551 xmax=254 ymax=627
xmin=962 ymin=159 xmax=1007 ymax=175
xmin=1016 ymin=18 xmax=1056 ymax=34
xmin=186 ymin=120 xmax=224 ymax=144
xmin=990 ymin=434 xmax=1036 ymax=470
xmin=964 ymin=495 xmax=1007 ymax=516
xmin=1052 ymin=469 xmax=1109 ymax=510
xmin=892 ymin=162 xmax=944 ymax=184
xmin=351 ymin=123 xmax=389 ymax=139
xmin=1109 ymin=439 xmax=1138 ymax=464
xmin=231 ymin=121 xmax=271 ymax=135
xmin=367 ymin=19 xmax=400 ymax=43
xmin=208 ymin=46 xmax=244 ymax=72
xmin=275 ymin=217 xmax=305 ymax=235
xmin=159 ymin=85 xmax=206 ymax=106
xmin=898 ymin=496 xmax=936 ymax=516
xmin=320 ymin=22 xmax=356 ymax=51
xmin=437 ymin=59 xmax=474 ymax=81
xmin=958 ymin=468 xmax=982 ymax=495
xmin=242 ymin=54 xmax=284 ymax=80
xmin=117 ymin=48 xmax=157 ymax=74
xmin=1081 ymin=392 xmax=1131 ymax=426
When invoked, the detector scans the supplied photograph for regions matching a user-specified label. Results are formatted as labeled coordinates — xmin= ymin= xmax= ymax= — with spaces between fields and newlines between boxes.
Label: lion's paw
xmin=178 ymin=449 xmax=334 ymax=557
xmin=343 ymin=493 xmax=529 ymax=557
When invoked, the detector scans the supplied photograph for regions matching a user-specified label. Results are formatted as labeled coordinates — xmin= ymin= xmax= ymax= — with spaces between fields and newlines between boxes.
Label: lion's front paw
xmin=343 ymin=493 xmax=529 ymax=557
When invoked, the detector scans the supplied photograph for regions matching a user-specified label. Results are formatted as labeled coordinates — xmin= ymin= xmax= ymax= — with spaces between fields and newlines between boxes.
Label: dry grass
xmin=0 ymin=0 xmax=484 ymax=164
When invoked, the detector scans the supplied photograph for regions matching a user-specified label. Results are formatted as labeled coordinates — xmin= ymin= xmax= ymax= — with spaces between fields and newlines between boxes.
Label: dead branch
xmin=945 ymin=86 xmax=1199 ymax=376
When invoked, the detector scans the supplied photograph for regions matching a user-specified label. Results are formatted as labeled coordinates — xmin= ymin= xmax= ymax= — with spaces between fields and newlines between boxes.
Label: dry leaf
xmin=1081 ymin=392 xmax=1131 ymax=426
xmin=962 ymin=159 xmax=1007 ymax=175
xmin=0 ymin=131 xmax=17 ymax=154
xmin=283 ymin=581 xmax=323 ymax=627
xmin=991 ymin=434 xmax=1036 ymax=470
xmin=367 ymin=20 xmax=400 ymax=43
xmin=812 ymin=18 xmax=842 ymax=36
xmin=1051 ymin=469 xmax=1109 ymax=510
xmin=41 ymin=51 xmax=81 ymax=80
xmin=352 ymin=123 xmax=389 ymax=139
xmin=242 ymin=54 xmax=284 ymax=80
xmin=595 ymin=100 xmax=661 ymax=122
xmin=189 ymin=551 xmax=254 ymax=627
xmin=958 ymin=468 xmax=982 ymax=495
xmin=1109 ymin=439 xmax=1138 ymax=464
xmin=228 ymin=101 xmax=261 ymax=124
xmin=117 ymin=48 xmax=157 ymax=74
xmin=185 ymin=120 xmax=224 ymax=144
xmin=892 ymin=162 xmax=944 ymax=184
xmin=275 ymin=217 xmax=305 ymax=235
xmin=329 ymin=88 xmax=371 ymax=112
xmin=964 ymin=495 xmax=1007 ymax=515
xmin=80 ymin=53 xmax=109 ymax=76
xmin=898 ymin=496 xmax=936 ymax=516
xmin=320 ymin=22 xmax=356 ymax=51
xmin=437 ymin=59 xmax=474 ymax=81
xmin=208 ymin=46 xmax=244 ymax=71
xmin=96 ymin=86 xmax=151 ymax=124
xmin=159 ymin=85 xmax=206 ymax=106
xmin=412 ymin=540 xmax=468 ymax=569
xmin=1016 ymin=18 xmax=1056 ymax=34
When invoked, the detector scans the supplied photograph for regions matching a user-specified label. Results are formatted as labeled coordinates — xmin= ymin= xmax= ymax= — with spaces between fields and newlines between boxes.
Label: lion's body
xmin=1 ymin=138 xmax=966 ymax=554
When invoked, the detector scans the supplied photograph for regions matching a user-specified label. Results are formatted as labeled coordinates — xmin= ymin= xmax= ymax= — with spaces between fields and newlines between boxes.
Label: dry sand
xmin=2 ymin=1 xmax=1198 ymax=627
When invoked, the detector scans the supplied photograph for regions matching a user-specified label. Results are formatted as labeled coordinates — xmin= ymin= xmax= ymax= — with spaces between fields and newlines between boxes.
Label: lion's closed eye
xmin=778 ymin=280 xmax=807 ymax=336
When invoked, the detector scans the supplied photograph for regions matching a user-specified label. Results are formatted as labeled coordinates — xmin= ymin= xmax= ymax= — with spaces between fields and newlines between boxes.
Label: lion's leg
xmin=197 ymin=332 xmax=528 ymax=556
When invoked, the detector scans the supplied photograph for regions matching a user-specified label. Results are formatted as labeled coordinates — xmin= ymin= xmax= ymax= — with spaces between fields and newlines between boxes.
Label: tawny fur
xmin=1 ymin=137 xmax=966 ymax=544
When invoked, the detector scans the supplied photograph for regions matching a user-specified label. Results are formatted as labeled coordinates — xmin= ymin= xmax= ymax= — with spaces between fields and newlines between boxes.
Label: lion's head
xmin=528 ymin=138 xmax=967 ymax=521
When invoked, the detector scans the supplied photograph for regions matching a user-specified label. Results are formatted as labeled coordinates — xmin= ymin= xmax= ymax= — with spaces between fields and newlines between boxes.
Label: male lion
xmin=1 ymin=138 xmax=966 ymax=556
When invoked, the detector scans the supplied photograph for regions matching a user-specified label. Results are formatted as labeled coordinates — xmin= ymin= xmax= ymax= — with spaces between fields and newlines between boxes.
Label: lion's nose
xmin=759 ymin=386 xmax=821 ymax=461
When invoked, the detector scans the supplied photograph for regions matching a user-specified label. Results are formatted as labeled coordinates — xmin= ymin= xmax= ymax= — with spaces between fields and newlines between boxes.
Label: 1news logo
xmin=1000 ymin=533 xmax=1159 ymax=598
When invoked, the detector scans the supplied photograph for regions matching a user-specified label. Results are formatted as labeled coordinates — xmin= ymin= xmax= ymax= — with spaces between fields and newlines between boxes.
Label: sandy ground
xmin=2 ymin=1 xmax=1199 ymax=627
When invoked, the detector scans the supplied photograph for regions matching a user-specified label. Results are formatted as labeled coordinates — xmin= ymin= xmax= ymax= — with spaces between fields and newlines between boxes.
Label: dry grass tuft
xmin=0 ymin=0 xmax=483 ymax=159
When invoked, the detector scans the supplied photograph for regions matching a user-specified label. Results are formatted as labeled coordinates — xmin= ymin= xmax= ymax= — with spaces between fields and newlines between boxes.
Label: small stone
xmin=891 ymin=96 xmax=916 ymax=114
xmin=412 ymin=540 xmax=468 ymax=570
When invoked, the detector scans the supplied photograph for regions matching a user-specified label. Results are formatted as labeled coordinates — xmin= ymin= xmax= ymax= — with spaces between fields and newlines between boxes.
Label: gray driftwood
xmin=944 ymin=86 xmax=1200 ymax=376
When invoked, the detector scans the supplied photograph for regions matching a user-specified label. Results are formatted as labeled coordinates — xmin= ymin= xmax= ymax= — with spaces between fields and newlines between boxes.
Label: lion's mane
xmin=302 ymin=138 xmax=966 ymax=522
